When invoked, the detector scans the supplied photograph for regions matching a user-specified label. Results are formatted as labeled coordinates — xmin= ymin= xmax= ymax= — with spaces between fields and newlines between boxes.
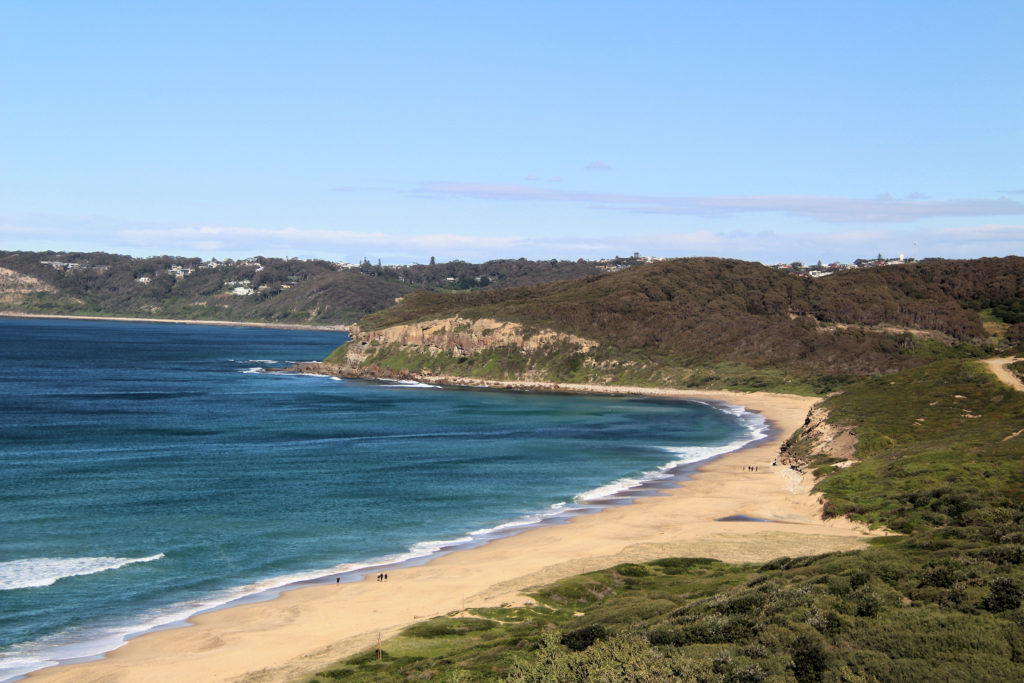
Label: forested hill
xmin=342 ymin=257 xmax=1024 ymax=392
xmin=0 ymin=251 xmax=623 ymax=325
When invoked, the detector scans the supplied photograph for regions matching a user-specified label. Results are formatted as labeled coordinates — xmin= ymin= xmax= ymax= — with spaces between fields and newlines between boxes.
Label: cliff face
xmin=801 ymin=406 xmax=858 ymax=463
xmin=0 ymin=267 xmax=55 ymax=307
xmin=345 ymin=317 xmax=597 ymax=363
xmin=330 ymin=316 xmax=600 ymax=381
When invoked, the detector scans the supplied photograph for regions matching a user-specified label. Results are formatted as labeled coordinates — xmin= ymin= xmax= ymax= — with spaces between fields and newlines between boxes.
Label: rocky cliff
xmin=322 ymin=316 xmax=601 ymax=382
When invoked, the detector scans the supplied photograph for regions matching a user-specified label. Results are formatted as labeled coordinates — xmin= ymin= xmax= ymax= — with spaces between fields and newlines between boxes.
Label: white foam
xmin=0 ymin=554 xmax=165 ymax=591
xmin=399 ymin=504 xmax=578 ymax=560
xmin=574 ymin=471 xmax=670 ymax=502
xmin=239 ymin=367 xmax=264 ymax=374
xmin=378 ymin=379 xmax=440 ymax=388
xmin=573 ymin=402 xmax=769 ymax=503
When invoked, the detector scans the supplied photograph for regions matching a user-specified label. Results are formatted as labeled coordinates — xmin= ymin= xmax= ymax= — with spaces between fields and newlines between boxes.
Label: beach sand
xmin=29 ymin=384 xmax=878 ymax=683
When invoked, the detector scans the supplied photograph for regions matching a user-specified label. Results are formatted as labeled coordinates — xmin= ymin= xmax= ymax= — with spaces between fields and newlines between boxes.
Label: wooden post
xmin=377 ymin=632 xmax=381 ymax=660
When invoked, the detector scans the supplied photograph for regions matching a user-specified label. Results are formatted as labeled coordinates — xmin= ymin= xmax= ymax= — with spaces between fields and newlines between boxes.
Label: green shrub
xmin=401 ymin=617 xmax=498 ymax=638
xmin=559 ymin=624 xmax=606 ymax=651
xmin=790 ymin=632 xmax=830 ymax=682
xmin=613 ymin=563 xmax=650 ymax=577
xmin=984 ymin=578 xmax=1023 ymax=613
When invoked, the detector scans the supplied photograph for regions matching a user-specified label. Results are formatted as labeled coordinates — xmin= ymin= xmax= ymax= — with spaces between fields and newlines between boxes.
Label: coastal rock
xmin=331 ymin=317 xmax=599 ymax=382
xmin=349 ymin=317 xmax=596 ymax=357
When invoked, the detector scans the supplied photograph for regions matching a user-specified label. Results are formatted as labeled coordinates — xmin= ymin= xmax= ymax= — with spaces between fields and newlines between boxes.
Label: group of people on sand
xmin=745 ymin=465 xmax=759 ymax=472
xmin=333 ymin=572 xmax=389 ymax=584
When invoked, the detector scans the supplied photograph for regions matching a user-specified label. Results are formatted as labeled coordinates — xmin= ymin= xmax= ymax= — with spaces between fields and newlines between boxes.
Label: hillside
xmin=307 ymin=359 xmax=1024 ymax=682
xmin=0 ymin=251 xmax=622 ymax=325
xmin=304 ymin=257 xmax=1024 ymax=680
xmin=325 ymin=257 xmax=1024 ymax=393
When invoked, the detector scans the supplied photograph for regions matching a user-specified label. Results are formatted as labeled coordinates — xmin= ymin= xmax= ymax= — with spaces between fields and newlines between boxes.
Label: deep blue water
xmin=0 ymin=317 xmax=763 ymax=680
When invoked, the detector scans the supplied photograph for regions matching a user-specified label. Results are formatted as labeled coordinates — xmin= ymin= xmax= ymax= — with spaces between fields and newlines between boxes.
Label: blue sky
xmin=2 ymin=1 xmax=1022 ymax=265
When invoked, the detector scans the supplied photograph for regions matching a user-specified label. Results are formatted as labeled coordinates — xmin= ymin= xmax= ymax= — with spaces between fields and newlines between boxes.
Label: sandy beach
xmin=28 ymin=383 xmax=877 ymax=683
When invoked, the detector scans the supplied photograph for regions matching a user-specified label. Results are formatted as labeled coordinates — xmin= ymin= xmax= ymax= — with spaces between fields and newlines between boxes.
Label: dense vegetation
xmin=0 ymin=251 xmax=402 ymax=323
xmin=342 ymin=257 xmax=1024 ymax=392
xmin=310 ymin=359 xmax=1024 ymax=682
xmin=0 ymin=251 xmax=631 ymax=324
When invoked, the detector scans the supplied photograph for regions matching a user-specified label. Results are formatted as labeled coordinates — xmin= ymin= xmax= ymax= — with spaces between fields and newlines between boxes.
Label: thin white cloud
xmin=932 ymin=224 xmax=1024 ymax=243
xmin=0 ymin=222 xmax=51 ymax=235
xmin=417 ymin=182 xmax=1024 ymax=223
xmin=115 ymin=225 xmax=535 ymax=256
xmin=585 ymin=161 xmax=613 ymax=171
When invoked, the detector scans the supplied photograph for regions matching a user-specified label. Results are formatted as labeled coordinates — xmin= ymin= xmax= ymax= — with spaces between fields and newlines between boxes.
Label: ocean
xmin=0 ymin=317 xmax=766 ymax=681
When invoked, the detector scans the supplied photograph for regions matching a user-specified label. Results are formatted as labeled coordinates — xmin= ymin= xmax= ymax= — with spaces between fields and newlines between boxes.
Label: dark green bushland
xmin=342 ymin=257 xmax=1024 ymax=391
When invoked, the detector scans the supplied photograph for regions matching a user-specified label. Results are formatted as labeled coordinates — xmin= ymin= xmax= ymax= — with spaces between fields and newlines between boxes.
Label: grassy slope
xmin=309 ymin=360 xmax=1024 ymax=682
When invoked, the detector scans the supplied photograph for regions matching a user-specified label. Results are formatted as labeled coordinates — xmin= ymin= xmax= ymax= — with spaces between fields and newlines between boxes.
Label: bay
xmin=0 ymin=317 xmax=762 ymax=680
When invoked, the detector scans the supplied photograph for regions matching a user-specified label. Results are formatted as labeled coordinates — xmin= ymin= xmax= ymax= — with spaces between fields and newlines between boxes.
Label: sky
xmin=2 ymin=1 xmax=1022 ymax=265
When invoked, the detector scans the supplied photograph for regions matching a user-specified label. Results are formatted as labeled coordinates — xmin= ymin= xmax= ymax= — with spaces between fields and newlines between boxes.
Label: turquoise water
xmin=0 ymin=318 xmax=765 ymax=680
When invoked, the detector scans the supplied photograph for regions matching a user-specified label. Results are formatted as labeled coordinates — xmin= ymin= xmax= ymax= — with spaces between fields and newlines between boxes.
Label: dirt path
xmin=982 ymin=357 xmax=1024 ymax=392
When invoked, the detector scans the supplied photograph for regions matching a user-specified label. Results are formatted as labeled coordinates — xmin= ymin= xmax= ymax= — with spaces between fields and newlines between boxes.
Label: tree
xmin=983 ymin=577 xmax=1022 ymax=612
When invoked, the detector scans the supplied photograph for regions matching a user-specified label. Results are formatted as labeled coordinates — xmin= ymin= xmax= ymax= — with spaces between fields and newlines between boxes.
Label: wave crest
xmin=0 ymin=554 xmax=165 ymax=591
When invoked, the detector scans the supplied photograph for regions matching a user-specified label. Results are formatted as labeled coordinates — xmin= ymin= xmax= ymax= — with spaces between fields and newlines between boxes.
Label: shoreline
xmin=27 ymin=380 xmax=877 ymax=683
xmin=0 ymin=312 xmax=350 ymax=332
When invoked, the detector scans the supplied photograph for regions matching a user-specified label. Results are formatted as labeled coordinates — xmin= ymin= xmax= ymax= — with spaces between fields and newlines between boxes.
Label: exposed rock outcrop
xmin=779 ymin=405 xmax=859 ymax=472
xmin=0 ymin=267 xmax=54 ymax=306
xmin=342 ymin=317 xmax=599 ymax=370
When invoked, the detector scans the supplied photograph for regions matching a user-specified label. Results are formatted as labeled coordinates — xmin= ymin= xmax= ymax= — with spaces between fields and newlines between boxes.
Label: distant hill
xmin=332 ymin=257 xmax=1024 ymax=393
xmin=0 ymin=251 xmax=625 ymax=325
